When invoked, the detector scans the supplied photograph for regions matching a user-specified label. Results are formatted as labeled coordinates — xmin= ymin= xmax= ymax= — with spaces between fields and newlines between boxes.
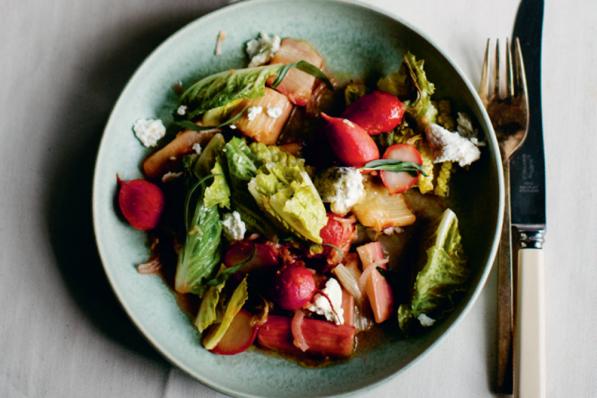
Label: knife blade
xmin=511 ymin=0 xmax=546 ymax=236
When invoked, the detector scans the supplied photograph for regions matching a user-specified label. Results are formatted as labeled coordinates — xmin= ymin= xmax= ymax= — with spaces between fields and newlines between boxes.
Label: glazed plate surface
xmin=92 ymin=1 xmax=503 ymax=396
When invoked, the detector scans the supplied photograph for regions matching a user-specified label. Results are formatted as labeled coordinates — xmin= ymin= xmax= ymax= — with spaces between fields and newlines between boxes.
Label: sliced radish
xmin=380 ymin=144 xmax=423 ymax=194
xmin=211 ymin=310 xmax=258 ymax=355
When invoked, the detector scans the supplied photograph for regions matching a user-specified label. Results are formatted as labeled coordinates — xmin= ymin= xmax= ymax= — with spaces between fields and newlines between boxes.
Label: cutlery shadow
xmin=44 ymin=4 xmax=225 ymax=364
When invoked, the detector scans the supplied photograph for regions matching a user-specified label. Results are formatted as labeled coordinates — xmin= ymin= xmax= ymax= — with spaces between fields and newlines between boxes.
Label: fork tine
xmin=514 ymin=37 xmax=528 ymax=99
xmin=479 ymin=38 xmax=491 ymax=102
xmin=506 ymin=38 xmax=515 ymax=98
xmin=494 ymin=38 xmax=501 ymax=99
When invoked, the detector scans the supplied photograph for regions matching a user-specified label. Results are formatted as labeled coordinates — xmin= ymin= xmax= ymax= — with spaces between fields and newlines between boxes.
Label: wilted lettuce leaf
xmin=248 ymin=143 xmax=326 ymax=243
xmin=203 ymin=160 xmax=230 ymax=209
xmin=398 ymin=208 xmax=468 ymax=331
xmin=180 ymin=61 xmax=331 ymax=119
xmin=202 ymin=276 xmax=249 ymax=350
xmin=344 ymin=81 xmax=367 ymax=106
xmin=190 ymin=133 xmax=226 ymax=178
xmin=175 ymin=201 xmax=222 ymax=295
xmin=378 ymin=52 xmax=438 ymax=130
xmin=194 ymin=267 xmax=226 ymax=333
xmin=175 ymin=135 xmax=226 ymax=295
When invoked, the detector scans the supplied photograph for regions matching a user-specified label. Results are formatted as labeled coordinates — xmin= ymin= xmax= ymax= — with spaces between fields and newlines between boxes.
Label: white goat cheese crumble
xmin=133 ymin=118 xmax=166 ymax=147
xmin=245 ymin=32 xmax=281 ymax=67
xmin=266 ymin=106 xmax=283 ymax=119
xmin=307 ymin=278 xmax=344 ymax=325
xmin=247 ymin=106 xmax=263 ymax=121
xmin=315 ymin=167 xmax=365 ymax=216
xmin=176 ymin=105 xmax=187 ymax=116
xmin=428 ymin=123 xmax=481 ymax=167
xmin=417 ymin=313 xmax=436 ymax=327
xmin=161 ymin=171 xmax=183 ymax=183
xmin=221 ymin=211 xmax=246 ymax=241
xmin=192 ymin=142 xmax=202 ymax=154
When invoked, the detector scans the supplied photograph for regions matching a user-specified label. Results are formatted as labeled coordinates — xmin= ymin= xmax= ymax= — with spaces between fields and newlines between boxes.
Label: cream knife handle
xmin=515 ymin=248 xmax=546 ymax=398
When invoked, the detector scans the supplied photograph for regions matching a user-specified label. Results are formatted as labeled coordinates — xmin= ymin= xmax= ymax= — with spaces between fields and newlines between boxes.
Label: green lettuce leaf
xmin=194 ymin=267 xmax=226 ymax=333
xmin=223 ymin=137 xmax=258 ymax=187
xmin=180 ymin=61 xmax=332 ymax=119
xmin=202 ymin=276 xmax=249 ymax=350
xmin=247 ymin=143 xmax=326 ymax=243
xmin=189 ymin=133 xmax=226 ymax=179
xmin=398 ymin=208 xmax=468 ymax=331
xmin=378 ymin=52 xmax=438 ymax=129
xmin=175 ymin=201 xmax=222 ymax=295
xmin=203 ymin=160 xmax=230 ymax=209
xmin=222 ymin=137 xmax=277 ymax=237
xmin=175 ymin=135 xmax=226 ymax=295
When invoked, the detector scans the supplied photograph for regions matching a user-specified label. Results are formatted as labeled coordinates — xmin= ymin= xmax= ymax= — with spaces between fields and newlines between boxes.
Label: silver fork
xmin=479 ymin=37 xmax=529 ymax=394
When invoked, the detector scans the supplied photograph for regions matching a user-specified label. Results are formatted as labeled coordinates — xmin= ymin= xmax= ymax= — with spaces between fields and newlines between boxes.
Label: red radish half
xmin=273 ymin=264 xmax=316 ymax=311
xmin=211 ymin=310 xmax=258 ymax=355
xmin=320 ymin=113 xmax=380 ymax=167
xmin=117 ymin=178 xmax=164 ymax=231
xmin=380 ymin=144 xmax=423 ymax=194
xmin=342 ymin=91 xmax=405 ymax=135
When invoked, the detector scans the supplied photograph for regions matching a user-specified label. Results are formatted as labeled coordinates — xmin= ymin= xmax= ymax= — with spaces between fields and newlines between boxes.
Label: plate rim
xmin=92 ymin=0 xmax=504 ymax=396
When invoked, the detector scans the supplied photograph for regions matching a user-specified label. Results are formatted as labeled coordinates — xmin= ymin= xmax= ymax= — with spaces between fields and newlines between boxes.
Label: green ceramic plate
xmin=92 ymin=0 xmax=503 ymax=396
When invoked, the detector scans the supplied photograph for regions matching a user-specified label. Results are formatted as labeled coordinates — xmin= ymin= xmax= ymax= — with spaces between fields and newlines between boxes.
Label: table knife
xmin=511 ymin=0 xmax=547 ymax=397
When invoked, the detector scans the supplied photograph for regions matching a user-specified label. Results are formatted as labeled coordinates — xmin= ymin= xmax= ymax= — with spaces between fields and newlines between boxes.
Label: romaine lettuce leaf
xmin=203 ymin=159 xmax=230 ymax=208
xmin=247 ymin=144 xmax=326 ymax=243
xmin=195 ymin=269 xmax=226 ymax=333
xmin=175 ymin=135 xmax=226 ymax=295
xmin=202 ymin=276 xmax=249 ymax=350
xmin=378 ymin=52 xmax=438 ymax=130
xmin=398 ymin=208 xmax=468 ymax=331
xmin=175 ymin=201 xmax=222 ymax=295
xmin=222 ymin=137 xmax=277 ymax=237
xmin=223 ymin=137 xmax=258 ymax=187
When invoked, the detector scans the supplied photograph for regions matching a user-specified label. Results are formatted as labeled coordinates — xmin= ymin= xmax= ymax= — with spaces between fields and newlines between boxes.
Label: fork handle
xmin=496 ymin=162 xmax=514 ymax=394
xmin=515 ymin=247 xmax=546 ymax=398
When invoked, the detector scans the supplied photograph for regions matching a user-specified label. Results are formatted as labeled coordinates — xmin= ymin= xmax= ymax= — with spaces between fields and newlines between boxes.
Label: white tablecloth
xmin=1 ymin=0 xmax=595 ymax=397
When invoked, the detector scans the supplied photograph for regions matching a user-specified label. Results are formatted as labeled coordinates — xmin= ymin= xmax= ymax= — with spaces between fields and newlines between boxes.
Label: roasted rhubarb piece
xmin=142 ymin=129 xmax=216 ymax=178
xmin=257 ymin=315 xmax=355 ymax=358
xmin=269 ymin=38 xmax=324 ymax=106
xmin=357 ymin=242 xmax=394 ymax=323
xmin=235 ymin=87 xmax=292 ymax=145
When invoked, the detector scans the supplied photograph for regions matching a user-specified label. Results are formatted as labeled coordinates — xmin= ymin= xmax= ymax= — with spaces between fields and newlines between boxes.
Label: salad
xmin=116 ymin=33 xmax=482 ymax=360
